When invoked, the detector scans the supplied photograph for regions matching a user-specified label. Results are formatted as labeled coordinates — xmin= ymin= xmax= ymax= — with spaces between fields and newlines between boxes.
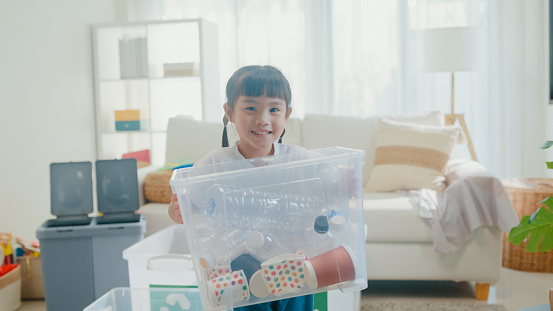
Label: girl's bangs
xmin=238 ymin=72 xmax=290 ymax=102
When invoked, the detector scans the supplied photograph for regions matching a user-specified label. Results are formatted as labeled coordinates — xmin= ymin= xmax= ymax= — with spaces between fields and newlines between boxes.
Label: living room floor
xmin=17 ymin=267 xmax=551 ymax=311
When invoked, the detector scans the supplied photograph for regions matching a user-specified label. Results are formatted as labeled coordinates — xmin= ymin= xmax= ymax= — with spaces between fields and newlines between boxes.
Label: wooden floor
xmin=18 ymin=267 xmax=552 ymax=311
xmin=360 ymin=267 xmax=552 ymax=311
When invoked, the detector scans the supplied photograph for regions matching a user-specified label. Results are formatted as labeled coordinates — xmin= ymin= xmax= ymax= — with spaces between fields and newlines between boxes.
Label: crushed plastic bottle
xmin=199 ymin=229 xmax=249 ymax=268
xmin=204 ymin=184 xmax=328 ymax=232
xmin=246 ymin=231 xmax=287 ymax=262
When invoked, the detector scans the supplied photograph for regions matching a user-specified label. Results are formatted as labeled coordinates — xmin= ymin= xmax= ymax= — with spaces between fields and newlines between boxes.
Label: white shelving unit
xmin=91 ymin=19 xmax=220 ymax=165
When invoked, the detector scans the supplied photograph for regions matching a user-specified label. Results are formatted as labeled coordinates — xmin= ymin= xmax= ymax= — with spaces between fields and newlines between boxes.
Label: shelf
xmin=101 ymin=130 xmax=167 ymax=135
xmin=92 ymin=19 xmax=220 ymax=166
xmin=99 ymin=76 xmax=201 ymax=83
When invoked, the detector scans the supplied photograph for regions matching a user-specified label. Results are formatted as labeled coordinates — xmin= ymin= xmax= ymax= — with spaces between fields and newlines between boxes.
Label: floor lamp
xmin=423 ymin=27 xmax=480 ymax=161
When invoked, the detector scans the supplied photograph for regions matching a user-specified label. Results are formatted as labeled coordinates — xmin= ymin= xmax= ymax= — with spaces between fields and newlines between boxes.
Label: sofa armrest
xmin=138 ymin=165 xmax=162 ymax=206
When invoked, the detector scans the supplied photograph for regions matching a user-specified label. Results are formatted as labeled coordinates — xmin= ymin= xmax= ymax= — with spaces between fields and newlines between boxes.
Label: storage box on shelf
xmin=169 ymin=147 xmax=368 ymax=310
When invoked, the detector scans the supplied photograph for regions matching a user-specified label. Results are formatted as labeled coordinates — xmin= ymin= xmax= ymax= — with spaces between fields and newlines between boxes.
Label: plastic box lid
xmin=50 ymin=161 xmax=93 ymax=217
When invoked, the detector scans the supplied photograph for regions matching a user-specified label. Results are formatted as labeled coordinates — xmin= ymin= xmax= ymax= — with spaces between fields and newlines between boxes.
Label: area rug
xmin=361 ymin=300 xmax=508 ymax=311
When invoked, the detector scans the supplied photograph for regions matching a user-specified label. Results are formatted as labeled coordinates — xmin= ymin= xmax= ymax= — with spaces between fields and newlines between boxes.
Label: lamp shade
xmin=423 ymin=27 xmax=481 ymax=72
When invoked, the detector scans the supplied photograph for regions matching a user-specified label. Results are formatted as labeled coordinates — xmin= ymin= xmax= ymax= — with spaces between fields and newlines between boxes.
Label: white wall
xmin=0 ymin=0 xmax=124 ymax=241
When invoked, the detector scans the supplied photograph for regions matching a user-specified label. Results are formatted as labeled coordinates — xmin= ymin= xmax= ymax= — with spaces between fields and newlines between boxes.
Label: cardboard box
xmin=115 ymin=120 xmax=149 ymax=131
xmin=17 ymin=256 xmax=44 ymax=299
xmin=114 ymin=110 xmax=141 ymax=121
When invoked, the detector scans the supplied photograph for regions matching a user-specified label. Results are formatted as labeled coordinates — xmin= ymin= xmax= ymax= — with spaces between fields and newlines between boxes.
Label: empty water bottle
xmin=199 ymin=228 xmax=249 ymax=268
xmin=203 ymin=184 xmax=328 ymax=233
xmin=246 ymin=231 xmax=286 ymax=262
xmin=328 ymin=215 xmax=350 ymax=247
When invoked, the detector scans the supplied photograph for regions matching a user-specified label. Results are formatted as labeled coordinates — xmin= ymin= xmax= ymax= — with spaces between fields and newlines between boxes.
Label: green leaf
xmin=508 ymin=206 xmax=553 ymax=252
xmin=539 ymin=141 xmax=553 ymax=149
xmin=546 ymin=162 xmax=553 ymax=169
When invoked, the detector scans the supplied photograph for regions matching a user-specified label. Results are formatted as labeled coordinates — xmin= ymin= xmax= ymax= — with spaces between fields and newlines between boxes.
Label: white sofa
xmin=137 ymin=113 xmax=502 ymax=300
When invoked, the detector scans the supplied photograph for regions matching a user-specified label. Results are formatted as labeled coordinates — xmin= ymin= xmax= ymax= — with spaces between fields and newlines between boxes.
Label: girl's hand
xmin=168 ymin=194 xmax=183 ymax=224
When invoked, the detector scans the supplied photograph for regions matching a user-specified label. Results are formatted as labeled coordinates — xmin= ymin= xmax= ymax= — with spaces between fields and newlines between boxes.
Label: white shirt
xmin=195 ymin=141 xmax=307 ymax=166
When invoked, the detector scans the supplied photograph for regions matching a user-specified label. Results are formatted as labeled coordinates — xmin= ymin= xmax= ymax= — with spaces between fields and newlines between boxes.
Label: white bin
xmin=123 ymin=225 xmax=196 ymax=288
xmin=84 ymin=287 xmax=202 ymax=311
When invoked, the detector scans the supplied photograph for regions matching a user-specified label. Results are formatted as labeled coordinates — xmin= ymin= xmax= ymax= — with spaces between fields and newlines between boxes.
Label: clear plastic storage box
xmin=170 ymin=147 xmax=367 ymax=310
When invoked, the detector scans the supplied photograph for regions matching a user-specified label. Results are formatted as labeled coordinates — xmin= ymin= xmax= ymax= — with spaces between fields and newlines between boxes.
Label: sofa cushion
xmin=385 ymin=110 xmax=445 ymax=126
xmin=365 ymin=119 xmax=461 ymax=192
xmin=302 ymin=114 xmax=378 ymax=186
xmin=363 ymin=192 xmax=433 ymax=242
xmin=165 ymin=116 xmax=223 ymax=164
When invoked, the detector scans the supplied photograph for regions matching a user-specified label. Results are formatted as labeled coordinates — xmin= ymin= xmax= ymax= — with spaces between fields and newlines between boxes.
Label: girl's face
xmin=224 ymin=95 xmax=291 ymax=159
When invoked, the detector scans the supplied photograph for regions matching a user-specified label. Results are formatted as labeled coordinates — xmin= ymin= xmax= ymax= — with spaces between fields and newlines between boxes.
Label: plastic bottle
xmin=199 ymin=229 xmax=249 ymax=268
xmin=328 ymin=215 xmax=351 ymax=247
xmin=293 ymin=215 xmax=335 ymax=258
xmin=318 ymin=165 xmax=340 ymax=209
xmin=246 ymin=231 xmax=286 ymax=262
xmin=204 ymin=184 xmax=328 ymax=233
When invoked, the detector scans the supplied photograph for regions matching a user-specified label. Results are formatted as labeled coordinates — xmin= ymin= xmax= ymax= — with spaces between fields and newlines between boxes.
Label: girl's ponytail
xmin=222 ymin=115 xmax=229 ymax=147
xmin=278 ymin=128 xmax=285 ymax=143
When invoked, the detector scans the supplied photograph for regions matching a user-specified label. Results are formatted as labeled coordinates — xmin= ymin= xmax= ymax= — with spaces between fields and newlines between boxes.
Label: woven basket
xmin=501 ymin=177 xmax=553 ymax=273
xmin=144 ymin=170 xmax=173 ymax=203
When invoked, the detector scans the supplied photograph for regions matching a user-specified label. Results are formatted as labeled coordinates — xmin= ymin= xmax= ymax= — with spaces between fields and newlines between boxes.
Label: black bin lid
xmin=50 ymin=161 xmax=93 ymax=217
xmin=96 ymin=159 xmax=139 ymax=214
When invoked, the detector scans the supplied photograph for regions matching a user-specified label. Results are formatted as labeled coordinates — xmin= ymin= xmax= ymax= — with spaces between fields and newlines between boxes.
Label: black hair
xmin=222 ymin=65 xmax=292 ymax=147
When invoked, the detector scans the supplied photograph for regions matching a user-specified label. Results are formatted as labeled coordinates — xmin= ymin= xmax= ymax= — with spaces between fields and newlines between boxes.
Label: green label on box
xmin=149 ymin=285 xmax=202 ymax=311
xmin=313 ymin=292 xmax=328 ymax=311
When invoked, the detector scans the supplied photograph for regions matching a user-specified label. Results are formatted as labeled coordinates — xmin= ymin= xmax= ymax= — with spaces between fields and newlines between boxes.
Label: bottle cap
xmin=314 ymin=215 xmax=329 ymax=234
xmin=246 ymin=231 xmax=265 ymax=250
xmin=200 ymin=251 xmax=217 ymax=268
xmin=330 ymin=215 xmax=346 ymax=231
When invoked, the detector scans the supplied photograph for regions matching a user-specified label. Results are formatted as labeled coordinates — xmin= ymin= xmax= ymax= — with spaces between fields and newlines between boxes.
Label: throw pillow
xmin=365 ymin=119 xmax=462 ymax=193
xmin=385 ymin=110 xmax=445 ymax=126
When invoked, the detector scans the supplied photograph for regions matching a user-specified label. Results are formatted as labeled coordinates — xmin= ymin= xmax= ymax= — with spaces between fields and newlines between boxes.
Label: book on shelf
xmin=119 ymin=37 xmax=149 ymax=79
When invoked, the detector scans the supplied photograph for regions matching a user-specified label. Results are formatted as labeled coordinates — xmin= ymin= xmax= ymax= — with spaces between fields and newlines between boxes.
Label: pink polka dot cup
xmin=260 ymin=251 xmax=307 ymax=297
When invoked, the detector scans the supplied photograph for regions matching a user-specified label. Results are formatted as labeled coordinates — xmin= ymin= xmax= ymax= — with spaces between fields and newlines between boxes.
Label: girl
xmin=168 ymin=65 xmax=314 ymax=311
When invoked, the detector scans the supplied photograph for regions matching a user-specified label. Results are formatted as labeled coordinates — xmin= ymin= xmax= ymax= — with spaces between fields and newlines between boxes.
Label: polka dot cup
xmin=206 ymin=265 xmax=231 ymax=280
xmin=207 ymin=269 xmax=250 ymax=308
xmin=260 ymin=251 xmax=307 ymax=296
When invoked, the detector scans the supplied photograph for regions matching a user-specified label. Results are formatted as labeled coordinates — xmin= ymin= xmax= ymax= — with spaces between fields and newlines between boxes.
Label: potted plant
xmin=508 ymin=141 xmax=553 ymax=252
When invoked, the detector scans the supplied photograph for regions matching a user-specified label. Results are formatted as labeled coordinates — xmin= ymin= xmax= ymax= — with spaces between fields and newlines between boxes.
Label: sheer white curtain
xmin=125 ymin=0 xmax=548 ymax=178
xmin=126 ymin=0 xmax=333 ymax=119
xmin=332 ymin=0 xmax=548 ymax=178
